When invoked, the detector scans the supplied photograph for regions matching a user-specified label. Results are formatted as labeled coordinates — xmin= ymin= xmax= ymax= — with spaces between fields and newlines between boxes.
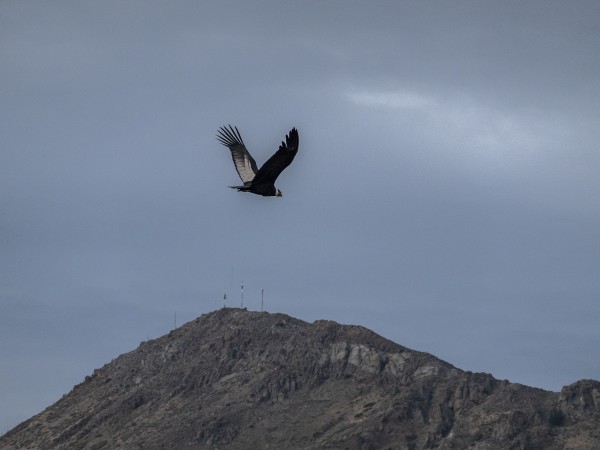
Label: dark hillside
xmin=2 ymin=308 xmax=599 ymax=449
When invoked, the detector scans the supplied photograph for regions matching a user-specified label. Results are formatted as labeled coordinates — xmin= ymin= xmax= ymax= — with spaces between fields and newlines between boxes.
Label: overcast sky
xmin=2 ymin=0 xmax=600 ymax=434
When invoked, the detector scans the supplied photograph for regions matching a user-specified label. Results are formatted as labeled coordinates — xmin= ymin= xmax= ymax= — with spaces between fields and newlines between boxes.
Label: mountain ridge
xmin=2 ymin=308 xmax=599 ymax=449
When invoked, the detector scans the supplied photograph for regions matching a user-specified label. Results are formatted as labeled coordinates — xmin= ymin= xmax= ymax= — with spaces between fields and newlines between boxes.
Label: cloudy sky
xmin=2 ymin=0 xmax=599 ymax=433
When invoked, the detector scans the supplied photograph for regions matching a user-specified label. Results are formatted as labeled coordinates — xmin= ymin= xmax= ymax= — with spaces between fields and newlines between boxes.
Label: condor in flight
xmin=217 ymin=125 xmax=299 ymax=197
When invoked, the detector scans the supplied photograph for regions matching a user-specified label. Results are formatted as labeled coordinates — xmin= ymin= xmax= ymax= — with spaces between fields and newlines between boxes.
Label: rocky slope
xmin=1 ymin=308 xmax=599 ymax=449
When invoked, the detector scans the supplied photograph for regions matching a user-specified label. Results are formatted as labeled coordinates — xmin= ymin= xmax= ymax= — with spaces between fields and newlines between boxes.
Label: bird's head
xmin=276 ymin=189 xmax=283 ymax=197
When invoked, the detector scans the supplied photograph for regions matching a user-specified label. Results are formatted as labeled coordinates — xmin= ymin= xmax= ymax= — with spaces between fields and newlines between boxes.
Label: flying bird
xmin=217 ymin=125 xmax=299 ymax=197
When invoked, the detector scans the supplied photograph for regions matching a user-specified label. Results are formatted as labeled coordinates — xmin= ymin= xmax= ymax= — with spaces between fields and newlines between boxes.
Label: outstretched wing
xmin=252 ymin=128 xmax=299 ymax=187
xmin=216 ymin=125 xmax=259 ymax=185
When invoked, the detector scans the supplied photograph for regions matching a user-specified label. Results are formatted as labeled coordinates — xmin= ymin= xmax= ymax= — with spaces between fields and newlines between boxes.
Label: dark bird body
xmin=217 ymin=125 xmax=299 ymax=197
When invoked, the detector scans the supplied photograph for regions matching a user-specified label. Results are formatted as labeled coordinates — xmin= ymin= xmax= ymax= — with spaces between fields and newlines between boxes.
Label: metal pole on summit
xmin=241 ymin=281 xmax=244 ymax=308
xmin=261 ymin=288 xmax=264 ymax=311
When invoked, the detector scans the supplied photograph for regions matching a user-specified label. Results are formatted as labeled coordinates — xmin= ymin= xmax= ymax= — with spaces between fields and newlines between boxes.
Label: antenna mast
xmin=261 ymin=288 xmax=264 ymax=311
xmin=240 ymin=280 xmax=244 ymax=308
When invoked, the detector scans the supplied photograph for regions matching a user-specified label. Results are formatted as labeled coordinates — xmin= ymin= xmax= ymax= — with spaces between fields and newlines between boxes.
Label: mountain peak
xmin=2 ymin=308 xmax=599 ymax=449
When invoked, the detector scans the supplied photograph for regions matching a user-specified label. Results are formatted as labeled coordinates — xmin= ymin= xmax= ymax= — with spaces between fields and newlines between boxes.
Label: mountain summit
xmin=2 ymin=308 xmax=599 ymax=449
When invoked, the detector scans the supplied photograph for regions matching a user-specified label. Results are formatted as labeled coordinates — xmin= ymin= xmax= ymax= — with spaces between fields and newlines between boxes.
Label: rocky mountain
xmin=2 ymin=308 xmax=599 ymax=449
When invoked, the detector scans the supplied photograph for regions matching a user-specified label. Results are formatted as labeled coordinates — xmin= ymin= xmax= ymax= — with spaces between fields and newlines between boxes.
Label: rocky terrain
xmin=1 ymin=308 xmax=599 ymax=449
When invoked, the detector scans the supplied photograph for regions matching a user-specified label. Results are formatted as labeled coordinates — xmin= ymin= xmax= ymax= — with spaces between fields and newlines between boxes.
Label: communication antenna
xmin=261 ymin=288 xmax=264 ymax=311
xmin=174 ymin=310 xmax=177 ymax=329
xmin=223 ymin=291 xmax=227 ymax=308
xmin=240 ymin=280 xmax=244 ymax=308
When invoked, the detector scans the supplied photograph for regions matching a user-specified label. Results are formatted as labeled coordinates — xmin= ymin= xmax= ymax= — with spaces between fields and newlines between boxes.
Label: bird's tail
xmin=229 ymin=185 xmax=251 ymax=192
